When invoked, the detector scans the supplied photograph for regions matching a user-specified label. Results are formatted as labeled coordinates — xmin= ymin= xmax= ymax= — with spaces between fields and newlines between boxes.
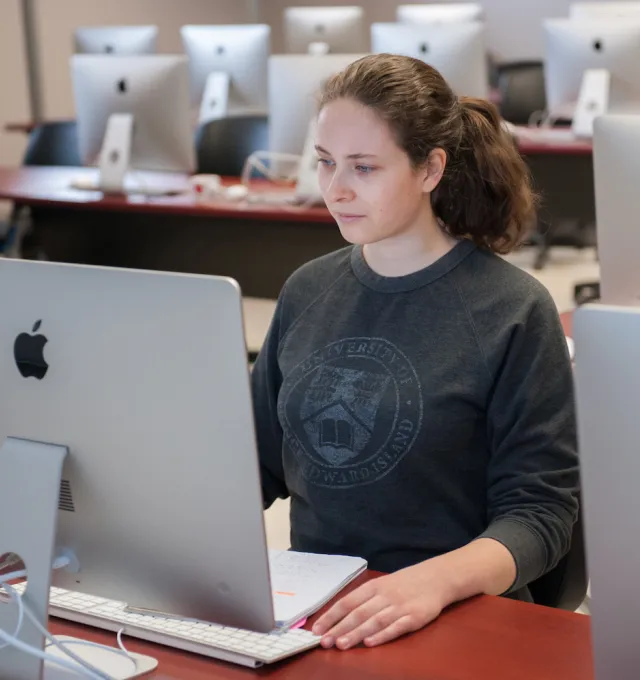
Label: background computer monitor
xmin=0 ymin=258 xmax=275 ymax=632
xmin=396 ymin=3 xmax=483 ymax=24
xmin=570 ymin=2 xmax=640 ymax=20
xmin=71 ymin=55 xmax=195 ymax=174
xmin=370 ymin=22 xmax=488 ymax=99
xmin=283 ymin=6 xmax=367 ymax=54
xmin=543 ymin=19 xmax=640 ymax=115
xmin=268 ymin=53 xmax=367 ymax=157
xmin=74 ymin=25 xmax=158 ymax=55
xmin=573 ymin=303 xmax=640 ymax=680
xmin=181 ymin=24 xmax=270 ymax=113
xmin=592 ymin=114 xmax=640 ymax=304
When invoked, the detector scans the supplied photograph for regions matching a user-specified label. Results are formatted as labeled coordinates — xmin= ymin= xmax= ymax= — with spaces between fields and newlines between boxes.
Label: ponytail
xmin=431 ymin=97 xmax=537 ymax=253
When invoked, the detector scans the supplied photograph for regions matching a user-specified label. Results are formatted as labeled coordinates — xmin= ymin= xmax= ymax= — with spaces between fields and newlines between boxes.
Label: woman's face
xmin=315 ymin=97 xmax=443 ymax=246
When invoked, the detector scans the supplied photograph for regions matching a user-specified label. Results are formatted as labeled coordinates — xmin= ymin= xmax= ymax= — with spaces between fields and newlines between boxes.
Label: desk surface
xmin=561 ymin=310 xmax=573 ymax=338
xmin=0 ymin=166 xmax=335 ymax=224
xmin=513 ymin=127 xmax=593 ymax=156
xmin=48 ymin=571 xmax=593 ymax=680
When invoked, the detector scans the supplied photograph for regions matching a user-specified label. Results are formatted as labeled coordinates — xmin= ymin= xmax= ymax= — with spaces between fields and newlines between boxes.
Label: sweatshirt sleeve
xmin=251 ymin=291 xmax=290 ymax=510
xmin=477 ymin=291 xmax=580 ymax=593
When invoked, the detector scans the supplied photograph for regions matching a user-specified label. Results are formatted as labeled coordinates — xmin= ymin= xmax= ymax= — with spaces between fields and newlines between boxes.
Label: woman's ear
xmin=422 ymin=148 xmax=447 ymax=193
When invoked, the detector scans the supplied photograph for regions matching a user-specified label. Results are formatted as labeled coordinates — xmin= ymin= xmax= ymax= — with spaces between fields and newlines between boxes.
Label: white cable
xmin=0 ymin=580 xmax=24 ymax=651
xmin=0 ymin=585 xmax=105 ymax=680
xmin=0 ymin=555 xmax=137 ymax=679
xmin=20 ymin=591 xmax=135 ymax=679
xmin=43 ymin=635 xmax=136 ymax=669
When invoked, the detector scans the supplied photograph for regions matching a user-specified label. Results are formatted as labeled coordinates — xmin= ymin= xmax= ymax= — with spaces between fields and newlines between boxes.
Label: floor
xmin=252 ymin=245 xmax=599 ymax=611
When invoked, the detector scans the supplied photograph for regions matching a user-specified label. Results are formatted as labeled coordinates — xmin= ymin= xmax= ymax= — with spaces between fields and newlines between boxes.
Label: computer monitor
xmin=573 ymin=303 xmax=640 ymax=680
xmin=74 ymin=25 xmax=158 ymax=55
xmin=71 ymin=55 xmax=195 ymax=194
xmin=268 ymin=53 xmax=367 ymax=158
xmin=0 ymin=258 xmax=274 ymax=640
xmin=570 ymin=2 xmax=640 ymax=20
xmin=370 ymin=22 xmax=488 ymax=98
xmin=283 ymin=6 xmax=367 ymax=54
xmin=543 ymin=18 xmax=640 ymax=117
xmin=592 ymin=114 xmax=640 ymax=304
xmin=180 ymin=24 xmax=270 ymax=120
xmin=397 ymin=3 xmax=483 ymax=24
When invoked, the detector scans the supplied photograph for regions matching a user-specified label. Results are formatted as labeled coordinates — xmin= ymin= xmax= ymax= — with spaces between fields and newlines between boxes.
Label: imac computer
xmin=570 ymin=2 xmax=640 ymax=20
xmin=268 ymin=53 xmax=369 ymax=156
xmin=592 ymin=114 xmax=640 ymax=304
xmin=0 ymin=259 xmax=316 ymax=677
xmin=574 ymin=303 xmax=640 ymax=680
xmin=268 ymin=53 xmax=366 ymax=195
xmin=543 ymin=19 xmax=640 ymax=134
xmin=283 ymin=6 xmax=367 ymax=54
xmin=74 ymin=25 xmax=158 ymax=55
xmin=370 ymin=22 xmax=488 ymax=98
xmin=71 ymin=54 xmax=195 ymax=195
xmin=397 ymin=3 xmax=484 ymax=24
xmin=181 ymin=24 xmax=270 ymax=122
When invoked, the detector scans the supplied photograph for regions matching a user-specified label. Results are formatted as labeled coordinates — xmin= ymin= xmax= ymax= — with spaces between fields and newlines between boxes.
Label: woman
xmin=251 ymin=54 xmax=578 ymax=651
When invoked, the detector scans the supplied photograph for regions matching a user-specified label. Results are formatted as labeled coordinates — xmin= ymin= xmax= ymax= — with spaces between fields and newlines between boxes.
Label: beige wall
xmin=33 ymin=0 xmax=252 ymax=118
xmin=0 ymin=0 xmax=31 ymax=168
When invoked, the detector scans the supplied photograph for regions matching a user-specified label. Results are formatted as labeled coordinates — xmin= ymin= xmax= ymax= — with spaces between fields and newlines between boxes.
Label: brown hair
xmin=319 ymin=54 xmax=537 ymax=254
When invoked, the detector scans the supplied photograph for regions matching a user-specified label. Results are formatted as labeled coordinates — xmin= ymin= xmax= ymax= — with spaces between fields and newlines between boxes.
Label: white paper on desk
xmin=269 ymin=549 xmax=368 ymax=629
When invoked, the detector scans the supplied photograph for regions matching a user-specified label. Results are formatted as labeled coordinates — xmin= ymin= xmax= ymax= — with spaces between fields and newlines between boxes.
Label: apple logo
xmin=117 ymin=78 xmax=127 ymax=94
xmin=14 ymin=320 xmax=49 ymax=380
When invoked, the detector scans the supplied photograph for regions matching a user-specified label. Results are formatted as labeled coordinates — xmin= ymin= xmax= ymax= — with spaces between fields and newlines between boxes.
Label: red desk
xmin=48 ymin=571 xmax=593 ymax=680
xmin=4 ymin=119 xmax=74 ymax=135
xmin=561 ymin=311 xmax=574 ymax=338
xmin=0 ymin=166 xmax=339 ymax=299
xmin=513 ymin=127 xmax=593 ymax=156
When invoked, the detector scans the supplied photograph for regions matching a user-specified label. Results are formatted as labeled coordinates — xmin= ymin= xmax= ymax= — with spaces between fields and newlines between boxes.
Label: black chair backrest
xmin=195 ymin=115 xmax=269 ymax=177
xmin=528 ymin=495 xmax=588 ymax=611
xmin=23 ymin=120 xmax=82 ymax=167
xmin=497 ymin=60 xmax=547 ymax=126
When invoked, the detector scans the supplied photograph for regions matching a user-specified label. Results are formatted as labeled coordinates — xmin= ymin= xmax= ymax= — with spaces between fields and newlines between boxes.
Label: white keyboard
xmin=5 ymin=583 xmax=321 ymax=669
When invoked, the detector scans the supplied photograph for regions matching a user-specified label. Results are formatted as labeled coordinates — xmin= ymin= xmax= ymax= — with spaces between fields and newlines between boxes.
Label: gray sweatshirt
xmin=251 ymin=240 xmax=579 ymax=595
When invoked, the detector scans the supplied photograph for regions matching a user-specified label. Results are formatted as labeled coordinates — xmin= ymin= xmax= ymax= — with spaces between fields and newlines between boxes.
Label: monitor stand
xmin=198 ymin=71 xmax=230 ymax=125
xmin=572 ymin=68 xmax=610 ymax=138
xmin=69 ymin=113 xmax=184 ymax=197
xmin=0 ymin=437 xmax=157 ymax=679
xmin=308 ymin=41 xmax=330 ymax=55
xmin=295 ymin=118 xmax=323 ymax=204
xmin=98 ymin=112 xmax=134 ymax=195
xmin=0 ymin=437 xmax=67 ymax=680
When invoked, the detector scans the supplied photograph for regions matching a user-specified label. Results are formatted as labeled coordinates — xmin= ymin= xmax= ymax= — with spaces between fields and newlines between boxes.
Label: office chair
xmin=1 ymin=120 xmax=81 ymax=258
xmin=496 ymin=61 xmax=546 ymax=125
xmin=195 ymin=115 xmax=269 ymax=177
xmin=22 ymin=120 xmax=81 ymax=167
xmin=528 ymin=497 xmax=588 ymax=611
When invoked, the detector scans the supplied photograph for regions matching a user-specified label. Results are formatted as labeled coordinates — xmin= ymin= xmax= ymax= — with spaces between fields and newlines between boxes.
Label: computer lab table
xmin=513 ymin=127 xmax=595 ymax=269
xmin=0 ymin=143 xmax=594 ymax=295
xmin=0 ymin=165 xmax=341 ymax=299
xmin=47 ymin=570 xmax=594 ymax=680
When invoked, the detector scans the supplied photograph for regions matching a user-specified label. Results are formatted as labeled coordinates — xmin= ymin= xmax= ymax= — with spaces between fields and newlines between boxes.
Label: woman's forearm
xmin=428 ymin=537 xmax=517 ymax=606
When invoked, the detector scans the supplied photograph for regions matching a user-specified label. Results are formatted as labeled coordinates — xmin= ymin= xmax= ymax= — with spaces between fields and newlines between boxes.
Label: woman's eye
xmin=356 ymin=165 xmax=375 ymax=174
xmin=317 ymin=157 xmax=334 ymax=167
